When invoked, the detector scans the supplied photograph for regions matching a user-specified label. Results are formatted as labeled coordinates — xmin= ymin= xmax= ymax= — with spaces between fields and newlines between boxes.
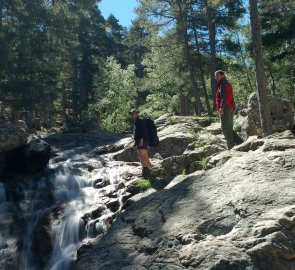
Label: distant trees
xmin=0 ymin=0 xmax=294 ymax=132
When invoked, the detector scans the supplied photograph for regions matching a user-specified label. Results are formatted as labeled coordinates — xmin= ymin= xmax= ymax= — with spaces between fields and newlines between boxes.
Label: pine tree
xmin=249 ymin=0 xmax=272 ymax=136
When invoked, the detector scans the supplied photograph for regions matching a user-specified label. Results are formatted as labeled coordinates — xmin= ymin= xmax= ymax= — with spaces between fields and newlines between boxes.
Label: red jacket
xmin=216 ymin=77 xmax=236 ymax=111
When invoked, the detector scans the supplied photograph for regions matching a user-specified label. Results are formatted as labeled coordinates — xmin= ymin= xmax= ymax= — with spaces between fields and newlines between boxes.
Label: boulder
xmin=113 ymin=115 xmax=203 ymax=162
xmin=0 ymin=121 xmax=27 ymax=153
xmin=93 ymin=144 xmax=124 ymax=155
xmin=3 ymin=134 xmax=51 ymax=174
xmin=17 ymin=120 xmax=28 ymax=131
xmin=74 ymin=131 xmax=295 ymax=270
xmin=0 ymin=121 xmax=27 ymax=173
xmin=246 ymin=92 xmax=294 ymax=136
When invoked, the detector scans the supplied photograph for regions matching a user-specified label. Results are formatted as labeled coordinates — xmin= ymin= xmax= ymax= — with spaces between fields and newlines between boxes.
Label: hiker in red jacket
xmin=215 ymin=70 xmax=243 ymax=149
xmin=129 ymin=109 xmax=151 ymax=179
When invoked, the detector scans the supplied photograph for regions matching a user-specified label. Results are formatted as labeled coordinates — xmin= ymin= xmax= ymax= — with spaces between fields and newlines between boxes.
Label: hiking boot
xmin=142 ymin=167 xmax=151 ymax=179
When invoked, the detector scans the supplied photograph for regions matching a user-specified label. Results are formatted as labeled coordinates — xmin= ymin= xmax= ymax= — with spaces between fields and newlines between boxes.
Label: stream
xmin=0 ymin=136 xmax=140 ymax=270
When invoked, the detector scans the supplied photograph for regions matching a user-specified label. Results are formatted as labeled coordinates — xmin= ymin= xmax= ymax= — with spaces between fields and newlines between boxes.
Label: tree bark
xmin=193 ymin=26 xmax=212 ymax=114
xmin=249 ymin=0 xmax=272 ymax=136
xmin=176 ymin=2 xmax=202 ymax=115
xmin=180 ymin=90 xmax=191 ymax=116
xmin=61 ymin=83 xmax=67 ymax=119
xmin=0 ymin=0 xmax=3 ymax=32
xmin=206 ymin=4 xmax=217 ymax=112
xmin=72 ymin=63 xmax=79 ymax=124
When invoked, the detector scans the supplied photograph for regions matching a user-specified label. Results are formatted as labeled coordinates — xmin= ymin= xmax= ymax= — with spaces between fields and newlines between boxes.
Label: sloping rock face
xmin=75 ymin=132 xmax=295 ymax=270
xmin=243 ymin=92 xmax=294 ymax=136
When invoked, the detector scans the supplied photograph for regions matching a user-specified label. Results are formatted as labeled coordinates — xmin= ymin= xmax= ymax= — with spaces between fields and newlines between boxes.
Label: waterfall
xmin=1 ymin=138 xmax=137 ymax=270
xmin=49 ymin=211 xmax=84 ymax=270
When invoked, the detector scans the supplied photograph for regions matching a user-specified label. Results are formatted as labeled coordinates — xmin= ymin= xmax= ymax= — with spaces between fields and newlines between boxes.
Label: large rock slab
xmin=113 ymin=116 xmax=203 ymax=162
xmin=74 ymin=133 xmax=295 ymax=270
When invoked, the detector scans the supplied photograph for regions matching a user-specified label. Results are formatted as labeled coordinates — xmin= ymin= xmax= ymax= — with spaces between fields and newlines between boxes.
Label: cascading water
xmin=0 ymin=138 xmax=139 ymax=270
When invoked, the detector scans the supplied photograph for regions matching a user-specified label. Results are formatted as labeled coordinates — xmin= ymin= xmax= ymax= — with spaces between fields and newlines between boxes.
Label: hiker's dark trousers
xmin=221 ymin=107 xmax=243 ymax=150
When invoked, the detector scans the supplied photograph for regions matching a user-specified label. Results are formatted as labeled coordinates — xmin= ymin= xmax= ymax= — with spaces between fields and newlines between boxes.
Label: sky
xmin=99 ymin=0 xmax=138 ymax=28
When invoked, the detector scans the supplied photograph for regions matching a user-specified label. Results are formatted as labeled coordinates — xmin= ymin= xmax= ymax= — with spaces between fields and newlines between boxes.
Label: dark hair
xmin=215 ymin=70 xmax=225 ymax=76
xmin=129 ymin=109 xmax=139 ymax=115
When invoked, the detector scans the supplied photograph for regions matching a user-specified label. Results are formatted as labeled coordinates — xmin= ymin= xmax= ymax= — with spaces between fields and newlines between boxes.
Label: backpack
xmin=145 ymin=118 xmax=159 ymax=147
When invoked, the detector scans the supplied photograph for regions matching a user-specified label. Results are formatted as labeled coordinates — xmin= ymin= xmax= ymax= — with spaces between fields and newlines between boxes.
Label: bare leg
xmin=137 ymin=149 xmax=151 ymax=169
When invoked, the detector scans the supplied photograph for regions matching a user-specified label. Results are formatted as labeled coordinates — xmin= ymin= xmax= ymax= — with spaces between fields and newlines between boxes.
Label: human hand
xmin=140 ymin=138 xmax=144 ymax=147
xmin=219 ymin=108 xmax=224 ymax=116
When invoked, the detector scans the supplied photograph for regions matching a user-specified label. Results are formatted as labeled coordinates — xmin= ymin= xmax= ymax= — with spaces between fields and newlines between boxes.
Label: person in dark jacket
xmin=215 ymin=70 xmax=243 ymax=149
xmin=129 ymin=109 xmax=151 ymax=179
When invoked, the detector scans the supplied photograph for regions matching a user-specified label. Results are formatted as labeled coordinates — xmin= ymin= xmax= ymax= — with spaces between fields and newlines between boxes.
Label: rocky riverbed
xmin=74 ymin=129 xmax=295 ymax=270
xmin=0 ymin=93 xmax=294 ymax=270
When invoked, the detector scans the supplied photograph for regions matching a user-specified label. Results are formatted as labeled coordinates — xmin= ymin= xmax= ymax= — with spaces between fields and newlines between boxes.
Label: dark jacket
xmin=134 ymin=117 xmax=149 ymax=143
xmin=216 ymin=77 xmax=236 ymax=111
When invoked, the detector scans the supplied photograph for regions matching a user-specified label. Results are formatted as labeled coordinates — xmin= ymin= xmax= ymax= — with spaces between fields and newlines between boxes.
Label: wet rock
xmin=125 ymin=184 xmax=141 ymax=197
xmin=106 ymin=198 xmax=120 ymax=213
xmin=115 ymin=182 xmax=126 ymax=191
xmin=82 ymin=204 xmax=107 ymax=221
xmin=93 ymin=144 xmax=124 ymax=155
xmin=32 ymin=205 xmax=65 ymax=269
xmin=93 ymin=178 xmax=110 ymax=189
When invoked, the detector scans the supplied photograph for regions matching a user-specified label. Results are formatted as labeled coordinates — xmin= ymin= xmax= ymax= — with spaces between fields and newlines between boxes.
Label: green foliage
xmin=193 ymin=130 xmax=212 ymax=148
xmin=234 ymin=123 xmax=242 ymax=132
xmin=182 ymin=168 xmax=188 ymax=175
xmin=135 ymin=179 xmax=152 ymax=192
xmin=198 ymin=116 xmax=214 ymax=127
xmin=198 ymin=157 xmax=209 ymax=170
xmin=93 ymin=57 xmax=137 ymax=132
xmin=0 ymin=0 xmax=293 ymax=129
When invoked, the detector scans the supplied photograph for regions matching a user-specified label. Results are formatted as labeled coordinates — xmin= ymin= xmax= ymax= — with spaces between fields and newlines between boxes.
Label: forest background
xmin=0 ymin=0 xmax=294 ymax=133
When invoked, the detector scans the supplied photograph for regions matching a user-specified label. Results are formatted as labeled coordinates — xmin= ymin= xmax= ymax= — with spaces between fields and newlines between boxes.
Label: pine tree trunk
xmin=72 ymin=64 xmax=79 ymax=124
xmin=176 ymin=2 xmax=202 ymax=115
xmin=0 ymin=0 xmax=3 ymax=32
xmin=180 ymin=91 xmax=191 ymax=116
xmin=180 ymin=92 xmax=186 ymax=116
xmin=11 ymin=108 xmax=19 ymax=124
xmin=193 ymin=26 xmax=212 ymax=114
xmin=61 ymin=83 xmax=67 ymax=119
xmin=206 ymin=5 xmax=217 ymax=112
xmin=249 ymin=0 xmax=272 ymax=136
xmin=184 ymin=95 xmax=191 ymax=116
